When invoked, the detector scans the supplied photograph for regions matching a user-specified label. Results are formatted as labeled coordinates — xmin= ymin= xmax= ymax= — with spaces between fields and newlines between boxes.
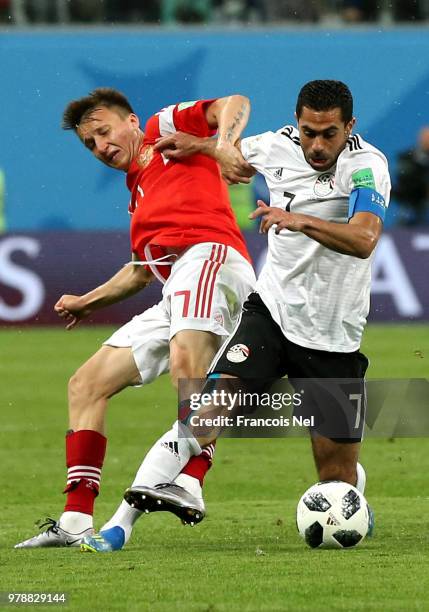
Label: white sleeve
xmin=339 ymin=150 xmax=391 ymax=205
xmin=240 ymin=131 xmax=275 ymax=175
xmin=157 ymin=105 xmax=176 ymax=136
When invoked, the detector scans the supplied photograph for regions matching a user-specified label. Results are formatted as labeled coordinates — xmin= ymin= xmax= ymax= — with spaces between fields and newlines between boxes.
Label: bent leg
xmin=106 ymin=331 xmax=222 ymax=537
xmin=15 ymin=344 xmax=142 ymax=548
xmin=104 ymin=246 xmax=254 ymax=540
xmin=169 ymin=329 xmax=221 ymax=384
xmin=128 ymin=330 xmax=221 ymax=489
xmin=68 ymin=345 xmax=141 ymax=434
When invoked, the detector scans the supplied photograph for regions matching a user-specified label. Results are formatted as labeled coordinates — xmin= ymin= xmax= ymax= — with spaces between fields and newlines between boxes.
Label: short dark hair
xmin=62 ymin=87 xmax=134 ymax=131
xmin=296 ymin=80 xmax=353 ymax=124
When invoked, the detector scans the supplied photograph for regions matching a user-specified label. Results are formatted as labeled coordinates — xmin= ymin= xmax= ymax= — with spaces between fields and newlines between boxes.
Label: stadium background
xmin=1 ymin=25 xmax=429 ymax=325
xmin=1 ymin=3 xmax=429 ymax=611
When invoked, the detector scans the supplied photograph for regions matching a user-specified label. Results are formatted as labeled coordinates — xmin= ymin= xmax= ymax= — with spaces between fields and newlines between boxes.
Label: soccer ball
xmin=296 ymin=481 xmax=370 ymax=549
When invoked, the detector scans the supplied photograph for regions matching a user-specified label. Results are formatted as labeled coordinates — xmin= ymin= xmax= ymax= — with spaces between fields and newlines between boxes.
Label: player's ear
xmin=345 ymin=117 xmax=356 ymax=136
xmin=129 ymin=113 xmax=140 ymax=130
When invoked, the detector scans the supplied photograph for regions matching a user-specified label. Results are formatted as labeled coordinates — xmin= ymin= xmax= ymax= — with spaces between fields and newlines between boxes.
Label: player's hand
xmin=250 ymin=200 xmax=305 ymax=234
xmin=215 ymin=142 xmax=255 ymax=185
xmin=154 ymin=132 xmax=201 ymax=159
xmin=54 ymin=295 xmax=92 ymax=330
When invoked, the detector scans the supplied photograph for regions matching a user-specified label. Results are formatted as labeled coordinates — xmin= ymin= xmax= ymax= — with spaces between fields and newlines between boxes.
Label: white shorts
xmin=104 ymin=242 xmax=256 ymax=385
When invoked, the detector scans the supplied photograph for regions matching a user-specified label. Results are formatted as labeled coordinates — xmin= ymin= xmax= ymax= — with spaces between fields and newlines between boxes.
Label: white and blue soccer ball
xmin=296 ymin=481 xmax=370 ymax=549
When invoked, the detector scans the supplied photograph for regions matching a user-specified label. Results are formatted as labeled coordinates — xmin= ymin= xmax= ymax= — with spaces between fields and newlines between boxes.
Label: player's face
xmin=297 ymin=106 xmax=355 ymax=171
xmin=77 ymin=107 xmax=141 ymax=171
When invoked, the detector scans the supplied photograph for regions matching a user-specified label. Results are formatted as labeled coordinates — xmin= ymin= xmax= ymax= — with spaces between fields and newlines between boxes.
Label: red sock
xmin=63 ymin=430 xmax=107 ymax=515
xmin=180 ymin=442 xmax=216 ymax=486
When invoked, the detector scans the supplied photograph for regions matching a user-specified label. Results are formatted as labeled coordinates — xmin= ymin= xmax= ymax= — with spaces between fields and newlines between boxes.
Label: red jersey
xmin=127 ymin=99 xmax=250 ymax=279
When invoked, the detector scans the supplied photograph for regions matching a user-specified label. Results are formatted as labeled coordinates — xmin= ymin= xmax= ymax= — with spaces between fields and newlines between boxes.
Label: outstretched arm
xmin=251 ymin=201 xmax=382 ymax=259
xmin=54 ymin=256 xmax=154 ymax=329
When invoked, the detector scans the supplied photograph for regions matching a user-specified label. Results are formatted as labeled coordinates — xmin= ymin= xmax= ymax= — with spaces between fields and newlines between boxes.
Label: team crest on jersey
xmin=227 ymin=344 xmax=250 ymax=363
xmin=136 ymin=145 xmax=154 ymax=168
xmin=314 ymin=172 xmax=335 ymax=197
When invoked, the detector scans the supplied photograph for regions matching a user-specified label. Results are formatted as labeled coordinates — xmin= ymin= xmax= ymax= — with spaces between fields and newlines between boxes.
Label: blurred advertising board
xmin=1 ymin=229 xmax=428 ymax=326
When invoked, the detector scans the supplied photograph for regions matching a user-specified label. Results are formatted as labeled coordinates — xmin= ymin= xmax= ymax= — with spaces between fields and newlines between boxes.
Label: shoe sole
xmin=124 ymin=488 xmax=205 ymax=526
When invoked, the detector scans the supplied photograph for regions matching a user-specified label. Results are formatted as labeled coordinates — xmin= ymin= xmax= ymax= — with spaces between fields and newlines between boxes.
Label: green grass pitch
xmin=1 ymin=324 xmax=429 ymax=611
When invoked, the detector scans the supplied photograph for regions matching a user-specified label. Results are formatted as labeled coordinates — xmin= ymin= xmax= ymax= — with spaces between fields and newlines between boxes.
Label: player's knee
xmin=68 ymin=370 xmax=89 ymax=407
xmin=68 ymin=367 xmax=106 ymax=406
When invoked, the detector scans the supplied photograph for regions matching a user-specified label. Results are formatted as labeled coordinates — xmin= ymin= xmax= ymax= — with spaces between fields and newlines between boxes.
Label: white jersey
xmin=241 ymin=126 xmax=391 ymax=353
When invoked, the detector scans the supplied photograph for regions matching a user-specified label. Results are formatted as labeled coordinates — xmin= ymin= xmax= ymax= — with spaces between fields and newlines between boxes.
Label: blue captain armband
xmin=348 ymin=188 xmax=387 ymax=222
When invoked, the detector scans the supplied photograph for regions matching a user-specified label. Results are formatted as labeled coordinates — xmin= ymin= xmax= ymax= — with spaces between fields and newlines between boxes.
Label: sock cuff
xmin=201 ymin=442 xmax=216 ymax=463
xmin=66 ymin=466 xmax=102 ymax=488
xmin=64 ymin=477 xmax=100 ymax=494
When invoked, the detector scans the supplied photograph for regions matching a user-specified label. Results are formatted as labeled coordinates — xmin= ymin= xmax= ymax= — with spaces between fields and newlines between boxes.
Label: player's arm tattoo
xmin=225 ymin=102 xmax=249 ymax=143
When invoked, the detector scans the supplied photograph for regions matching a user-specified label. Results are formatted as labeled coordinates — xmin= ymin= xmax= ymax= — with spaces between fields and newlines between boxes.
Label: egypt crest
xmin=226 ymin=344 xmax=250 ymax=363
xmin=314 ymin=172 xmax=335 ymax=197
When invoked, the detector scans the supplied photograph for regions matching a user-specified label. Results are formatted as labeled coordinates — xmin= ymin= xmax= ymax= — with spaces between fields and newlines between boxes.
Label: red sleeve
xmin=172 ymin=99 xmax=218 ymax=137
